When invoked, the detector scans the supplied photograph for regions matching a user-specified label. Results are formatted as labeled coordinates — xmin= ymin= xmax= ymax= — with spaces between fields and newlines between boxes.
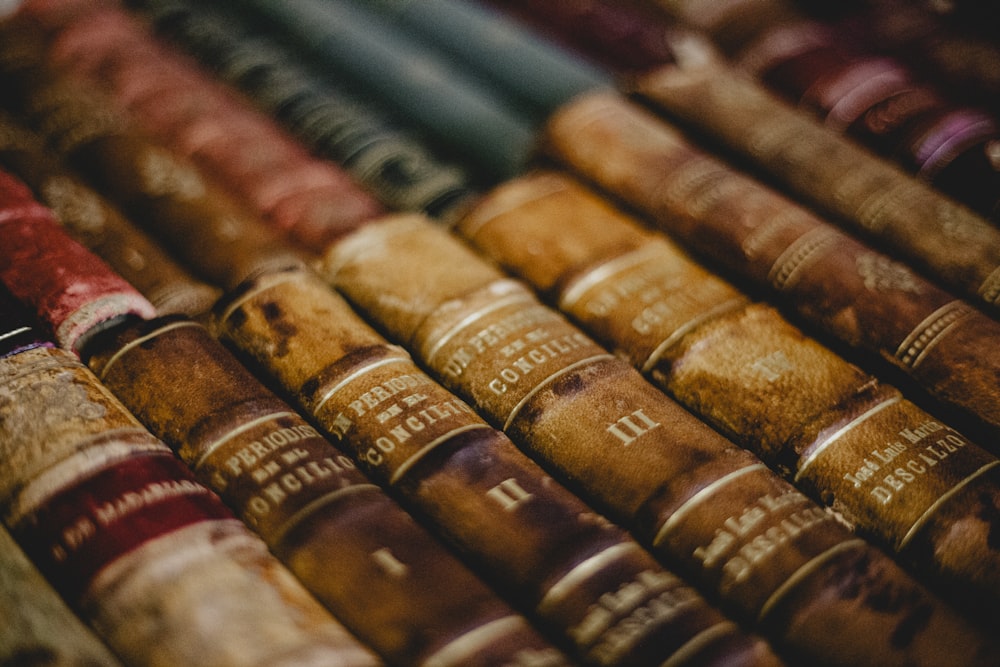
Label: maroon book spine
xmin=28 ymin=3 xmax=387 ymax=250
xmin=0 ymin=19 xmax=310 ymax=291
xmin=0 ymin=168 xmax=156 ymax=351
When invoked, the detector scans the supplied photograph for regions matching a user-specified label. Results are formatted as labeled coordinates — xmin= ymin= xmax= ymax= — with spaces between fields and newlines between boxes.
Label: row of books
xmin=1 ymin=0 xmax=999 ymax=665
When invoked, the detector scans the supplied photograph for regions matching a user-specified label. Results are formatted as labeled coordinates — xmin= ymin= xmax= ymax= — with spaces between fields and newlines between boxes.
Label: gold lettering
xmin=486 ymin=478 xmax=534 ymax=512
xmin=607 ymin=409 xmax=661 ymax=446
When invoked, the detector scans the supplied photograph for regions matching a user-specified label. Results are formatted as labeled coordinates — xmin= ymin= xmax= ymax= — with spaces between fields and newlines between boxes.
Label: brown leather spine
xmin=86 ymin=315 xmax=572 ymax=667
xmin=630 ymin=60 xmax=1000 ymax=314
xmin=212 ymin=266 xmax=781 ymax=667
xmin=458 ymin=170 xmax=1000 ymax=617
xmin=0 ymin=343 xmax=380 ymax=667
xmin=0 ymin=21 xmax=309 ymax=291
xmin=319 ymin=213 xmax=1000 ymax=667
xmin=541 ymin=91 xmax=1000 ymax=445
xmin=0 ymin=113 xmax=221 ymax=318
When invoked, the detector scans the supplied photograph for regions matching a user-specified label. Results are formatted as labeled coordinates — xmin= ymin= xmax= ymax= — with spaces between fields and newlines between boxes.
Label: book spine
xmin=342 ymin=0 xmax=615 ymax=118
xmin=0 ymin=522 xmax=125 ymax=667
xmin=638 ymin=0 xmax=804 ymax=57
xmin=827 ymin=1 xmax=1000 ymax=112
xmin=195 ymin=0 xmax=538 ymax=183
xmin=492 ymin=0 xmax=1000 ymax=220
xmin=485 ymin=0 xmax=687 ymax=74
xmin=318 ymin=214 xmax=999 ymax=667
xmin=84 ymin=314 xmax=574 ymax=667
xmin=133 ymin=0 xmax=478 ymax=222
xmin=212 ymin=266 xmax=780 ymax=667
xmin=0 ymin=22 xmax=310 ymax=291
xmin=0 ymin=293 xmax=381 ymax=667
xmin=0 ymin=286 xmax=123 ymax=667
xmin=0 ymin=168 xmax=156 ymax=351
xmin=456 ymin=169 xmax=1000 ymax=615
xmin=0 ymin=113 xmax=221 ymax=318
xmin=731 ymin=14 xmax=1000 ymax=220
xmin=542 ymin=91 xmax=1000 ymax=444
xmin=631 ymin=58 xmax=1000 ymax=313
xmin=25 ymin=3 xmax=387 ymax=250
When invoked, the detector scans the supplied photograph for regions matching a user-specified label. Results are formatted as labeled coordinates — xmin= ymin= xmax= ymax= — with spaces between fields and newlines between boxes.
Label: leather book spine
xmin=457 ymin=169 xmax=1000 ymax=616
xmin=541 ymin=91 xmax=1000 ymax=445
xmin=732 ymin=15 xmax=1000 ymax=221
xmin=318 ymin=214 xmax=999 ymax=667
xmin=492 ymin=0 xmax=1000 ymax=220
xmin=133 ymin=0 xmax=478 ymax=222
xmin=0 ymin=113 xmax=221 ymax=318
xmin=0 ymin=285 xmax=124 ymax=667
xmin=631 ymin=58 xmax=1000 ymax=313
xmin=212 ymin=266 xmax=781 ymax=667
xmin=85 ymin=315 xmax=573 ymax=667
xmin=485 ymin=0 xmax=683 ymax=74
xmin=0 ymin=306 xmax=381 ymax=667
xmin=26 ymin=3 xmax=387 ymax=250
xmin=827 ymin=1 xmax=1000 ymax=112
xmin=191 ymin=0 xmax=538 ymax=183
xmin=0 ymin=522 xmax=124 ymax=667
xmin=0 ymin=23 xmax=309 ymax=291
xmin=0 ymin=168 xmax=156 ymax=352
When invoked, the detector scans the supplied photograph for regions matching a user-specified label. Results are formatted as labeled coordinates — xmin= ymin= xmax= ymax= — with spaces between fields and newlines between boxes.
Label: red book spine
xmin=0 ymin=169 xmax=156 ymax=351
xmin=30 ymin=4 xmax=387 ymax=250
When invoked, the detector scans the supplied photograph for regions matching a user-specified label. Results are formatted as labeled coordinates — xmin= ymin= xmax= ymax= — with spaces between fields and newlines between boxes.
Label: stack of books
xmin=1 ymin=1 xmax=999 ymax=665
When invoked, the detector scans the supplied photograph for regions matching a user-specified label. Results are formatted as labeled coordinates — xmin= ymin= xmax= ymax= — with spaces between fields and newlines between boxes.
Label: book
xmin=457 ymin=168 xmax=1000 ymax=618
xmin=0 ymin=153 xmax=574 ymax=666
xmin=85 ymin=314 xmax=577 ymax=667
xmin=818 ymin=0 xmax=1000 ymax=112
xmin=0 ymin=213 xmax=381 ymax=667
xmin=508 ymin=0 xmax=1000 ymax=221
xmin=0 ymin=168 xmax=156 ymax=352
xmin=542 ymin=92 xmax=1000 ymax=445
xmin=475 ymin=0 xmax=1000 ymax=446
xmin=319 ymin=213 xmax=999 ymax=666
xmin=137 ymin=0 xmax=1000 ymax=498
xmin=7 ymin=0 xmax=1000 ymax=664
xmin=290 ymin=0 xmax=1000 ymax=321
xmin=0 ymin=287 xmax=124 ymax=667
xmin=632 ymin=55 xmax=1000 ymax=313
xmin=0 ymin=521 xmax=125 ymax=667
xmin=179 ymin=0 xmax=538 ymax=185
xmin=211 ymin=265 xmax=780 ymax=667
xmin=107 ymin=0 xmax=995 ymax=624
xmin=721 ymin=5 xmax=1000 ymax=221
xmin=0 ymin=111 xmax=222 ymax=319
xmin=133 ymin=0 xmax=479 ymax=222
xmin=0 ymin=21 xmax=311 ymax=292
xmin=23 ymin=2 xmax=388 ymax=251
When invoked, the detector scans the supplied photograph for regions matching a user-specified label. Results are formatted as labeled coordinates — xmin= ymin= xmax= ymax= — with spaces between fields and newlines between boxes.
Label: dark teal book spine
xmin=213 ymin=0 xmax=538 ymax=182
xmin=130 ymin=0 xmax=480 ymax=220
